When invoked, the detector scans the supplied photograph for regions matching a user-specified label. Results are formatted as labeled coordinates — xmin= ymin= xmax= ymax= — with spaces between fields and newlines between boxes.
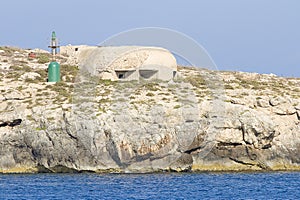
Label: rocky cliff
xmin=0 ymin=46 xmax=300 ymax=173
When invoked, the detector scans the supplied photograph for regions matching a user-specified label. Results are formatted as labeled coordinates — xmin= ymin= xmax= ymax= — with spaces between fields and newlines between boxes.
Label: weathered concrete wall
xmin=61 ymin=45 xmax=177 ymax=81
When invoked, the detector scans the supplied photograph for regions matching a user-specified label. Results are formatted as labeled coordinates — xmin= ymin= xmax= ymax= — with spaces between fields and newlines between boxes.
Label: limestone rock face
xmin=0 ymin=46 xmax=300 ymax=173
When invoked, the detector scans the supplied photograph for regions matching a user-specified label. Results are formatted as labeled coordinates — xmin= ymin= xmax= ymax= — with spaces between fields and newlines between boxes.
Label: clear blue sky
xmin=1 ymin=0 xmax=299 ymax=77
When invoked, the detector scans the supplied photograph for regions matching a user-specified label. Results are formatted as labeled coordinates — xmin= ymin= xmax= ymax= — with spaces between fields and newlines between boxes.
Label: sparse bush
xmin=10 ymin=65 xmax=31 ymax=73
xmin=239 ymin=80 xmax=251 ymax=89
xmin=174 ymin=105 xmax=181 ymax=109
xmin=16 ymin=86 xmax=23 ymax=91
xmin=116 ymin=98 xmax=126 ymax=102
xmin=0 ymin=46 xmax=19 ymax=56
xmin=42 ymin=91 xmax=50 ymax=96
xmin=35 ymin=69 xmax=47 ymax=80
xmin=49 ymin=82 xmax=72 ymax=101
xmin=35 ymin=127 xmax=46 ymax=131
xmin=146 ymin=92 xmax=155 ymax=97
xmin=143 ymin=82 xmax=161 ymax=91
xmin=22 ymin=65 xmax=32 ymax=71
xmin=60 ymin=64 xmax=79 ymax=78
xmin=24 ymin=78 xmax=39 ymax=84
xmin=224 ymin=84 xmax=234 ymax=90
xmin=26 ymin=115 xmax=34 ymax=121
xmin=37 ymin=54 xmax=51 ymax=64
xmin=158 ymin=92 xmax=171 ymax=96
xmin=17 ymin=60 xmax=29 ymax=65
xmin=9 ymin=65 xmax=22 ymax=70
xmin=185 ymin=75 xmax=206 ymax=88
xmin=99 ymin=79 xmax=115 ymax=86
xmin=47 ymin=117 xmax=55 ymax=121
xmin=98 ymin=98 xmax=111 ymax=104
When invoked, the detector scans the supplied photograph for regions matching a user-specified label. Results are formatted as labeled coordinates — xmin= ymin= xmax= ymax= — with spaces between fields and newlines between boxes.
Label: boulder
xmin=272 ymin=104 xmax=296 ymax=115
xmin=269 ymin=96 xmax=288 ymax=106
xmin=20 ymin=72 xmax=41 ymax=80
xmin=257 ymin=98 xmax=269 ymax=108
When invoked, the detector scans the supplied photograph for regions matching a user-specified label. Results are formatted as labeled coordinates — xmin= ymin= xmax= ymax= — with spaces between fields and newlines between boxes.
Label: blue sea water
xmin=0 ymin=172 xmax=299 ymax=200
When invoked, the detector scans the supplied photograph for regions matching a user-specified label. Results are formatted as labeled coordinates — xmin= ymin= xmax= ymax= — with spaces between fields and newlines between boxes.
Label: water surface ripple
xmin=0 ymin=172 xmax=299 ymax=199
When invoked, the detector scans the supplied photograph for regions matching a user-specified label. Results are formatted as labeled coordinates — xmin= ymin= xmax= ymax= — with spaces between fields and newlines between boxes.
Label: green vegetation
xmin=98 ymin=79 xmax=116 ymax=86
xmin=130 ymin=100 xmax=147 ymax=105
xmin=158 ymin=92 xmax=170 ymax=96
xmin=42 ymin=91 xmax=50 ymax=96
xmin=35 ymin=69 xmax=47 ymax=80
xmin=224 ymin=84 xmax=234 ymax=90
xmin=26 ymin=115 xmax=34 ymax=121
xmin=15 ymin=60 xmax=29 ymax=65
xmin=116 ymin=98 xmax=126 ymax=102
xmin=146 ymin=92 xmax=155 ymax=97
xmin=6 ymin=65 xmax=38 ymax=81
xmin=60 ymin=64 xmax=79 ymax=82
xmin=98 ymin=98 xmax=111 ymax=104
xmin=97 ymin=107 xmax=106 ymax=113
xmin=185 ymin=75 xmax=206 ymax=88
xmin=46 ymin=81 xmax=73 ymax=103
xmin=47 ymin=117 xmax=55 ymax=121
xmin=174 ymin=105 xmax=181 ymax=109
xmin=35 ymin=127 xmax=46 ymax=131
xmin=0 ymin=46 xmax=21 ymax=56
xmin=17 ymin=85 xmax=24 ymax=91
xmin=37 ymin=53 xmax=51 ymax=64
xmin=24 ymin=78 xmax=39 ymax=84
xmin=142 ymin=82 xmax=161 ymax=91
xmin=9 ymin=65 xmax=22 ymax=70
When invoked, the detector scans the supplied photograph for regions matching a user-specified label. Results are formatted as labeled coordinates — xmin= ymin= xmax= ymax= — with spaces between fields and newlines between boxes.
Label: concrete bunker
xmin=61 ymin=45 xmax=178 ymax=81
xmin=115 ymin=69 xmax=137 ymax=80
xmin=139 ymin=69 xmax=158 ymax=79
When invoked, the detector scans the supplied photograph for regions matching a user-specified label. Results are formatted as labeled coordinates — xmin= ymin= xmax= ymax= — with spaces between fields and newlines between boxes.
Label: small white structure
xmin=60 ymin=45 xmax=177 ymax=81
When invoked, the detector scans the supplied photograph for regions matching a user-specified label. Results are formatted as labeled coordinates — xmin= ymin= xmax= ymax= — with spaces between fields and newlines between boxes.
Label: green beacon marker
xmin=47 ymin=31 xmax=60 ymax=82
xmin=48 ymin=61 xmax=60 ymax=82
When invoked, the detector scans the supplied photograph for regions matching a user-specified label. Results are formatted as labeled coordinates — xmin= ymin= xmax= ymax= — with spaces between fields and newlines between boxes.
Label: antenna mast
xmin=48 ymin=31 xmax=60 ymax=60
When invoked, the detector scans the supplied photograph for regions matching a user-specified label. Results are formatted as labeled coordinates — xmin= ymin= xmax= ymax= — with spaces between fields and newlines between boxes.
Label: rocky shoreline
xmin=0 ymin=46 xmax=300 ymax=173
